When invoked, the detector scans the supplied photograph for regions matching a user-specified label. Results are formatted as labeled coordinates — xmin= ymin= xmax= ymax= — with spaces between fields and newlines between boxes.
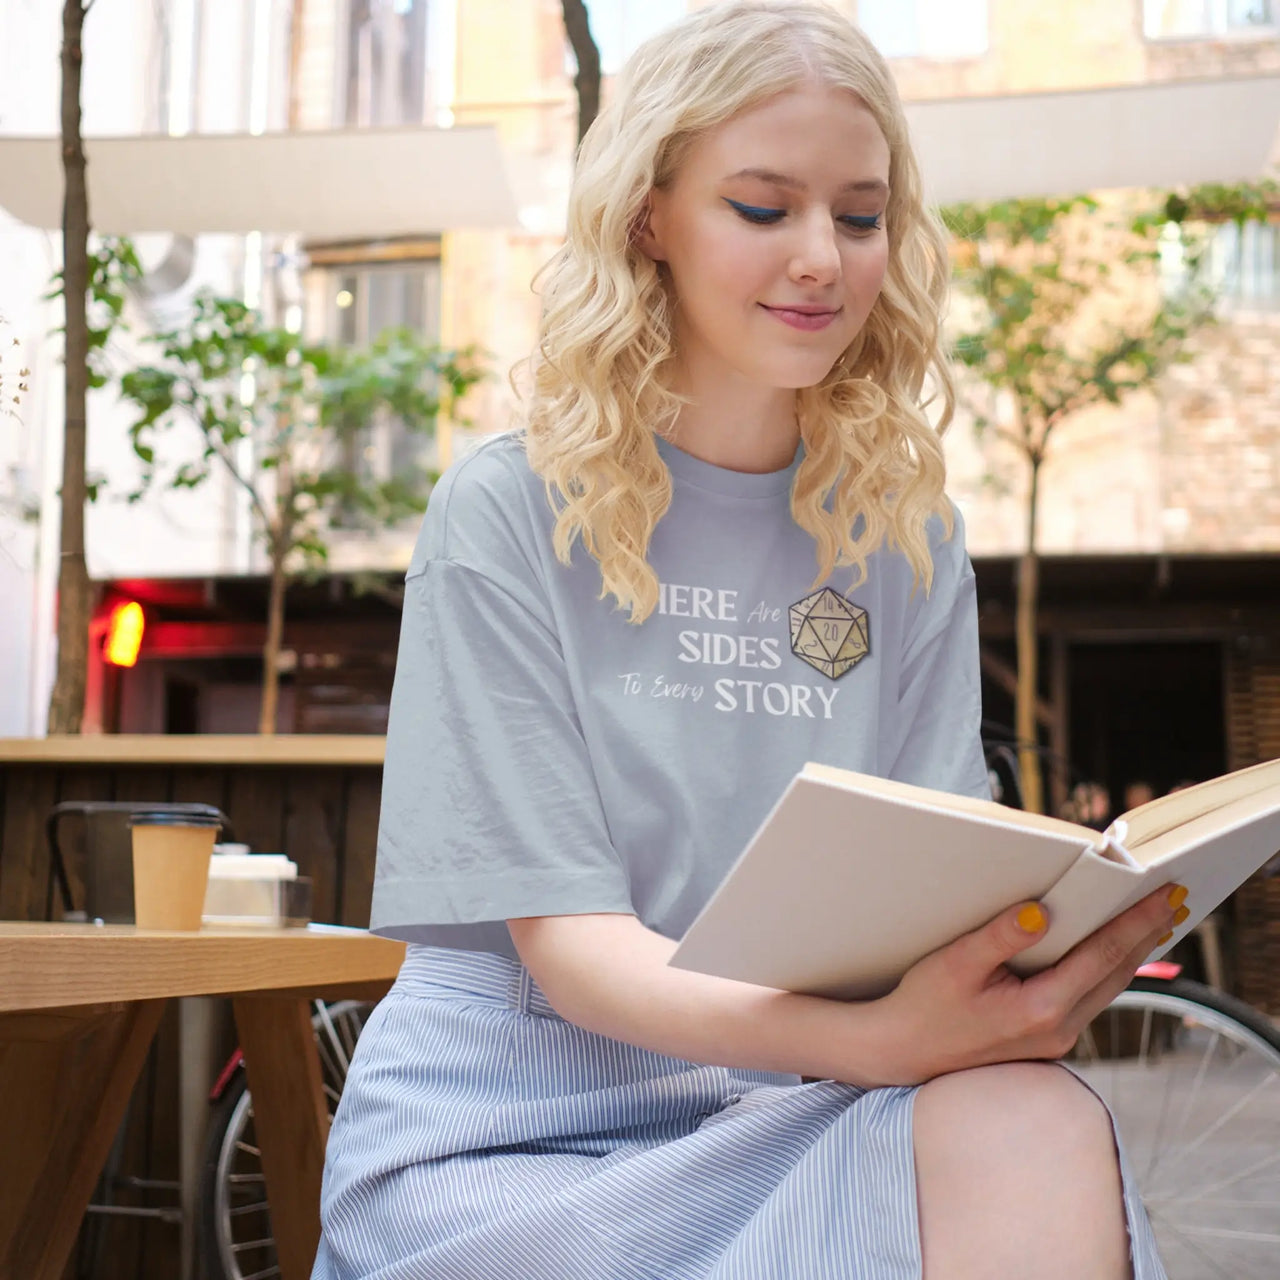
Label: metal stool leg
xmin=1191 ymin=912 xmax=1226 ymax=991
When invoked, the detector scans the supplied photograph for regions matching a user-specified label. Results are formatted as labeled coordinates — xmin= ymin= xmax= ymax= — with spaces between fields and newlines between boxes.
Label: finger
xmin=1039 ymin=890 xmax=1177 ymax=1018
xmin=1062 ymin=922 xmax=1171 ymax=1041
xmin=948 ymin=900 xmax=1051 ymax=979
xmin=1031 ymin=886 xmax=1176 ymax=1009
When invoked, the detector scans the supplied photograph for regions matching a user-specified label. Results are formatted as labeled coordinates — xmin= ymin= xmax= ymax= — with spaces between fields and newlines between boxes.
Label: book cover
xmin=669 ymin=759 xmax=1280 ymax=1000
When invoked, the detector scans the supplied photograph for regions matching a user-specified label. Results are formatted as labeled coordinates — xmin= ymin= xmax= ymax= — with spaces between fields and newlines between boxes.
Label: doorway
xmin=1069 ymin=641 xmax=1226 ymax=820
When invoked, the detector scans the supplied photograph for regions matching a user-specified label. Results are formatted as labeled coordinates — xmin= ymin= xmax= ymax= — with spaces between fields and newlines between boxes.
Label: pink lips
xmin=762 ymin=304 xmax=841 ymax=332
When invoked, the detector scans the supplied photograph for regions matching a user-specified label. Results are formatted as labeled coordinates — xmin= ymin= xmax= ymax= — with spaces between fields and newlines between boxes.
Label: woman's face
xmin=639 ymin=83 xmax=891 ymax=393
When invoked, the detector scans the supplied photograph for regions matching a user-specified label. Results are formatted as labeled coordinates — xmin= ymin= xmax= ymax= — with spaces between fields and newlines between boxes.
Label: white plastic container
xmin=202 ymin=851 xmax=311 ymax=926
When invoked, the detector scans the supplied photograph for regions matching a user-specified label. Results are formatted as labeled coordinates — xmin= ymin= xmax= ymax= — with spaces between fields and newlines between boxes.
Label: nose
xmin=788 ymin=210 xmax=842 ymax=287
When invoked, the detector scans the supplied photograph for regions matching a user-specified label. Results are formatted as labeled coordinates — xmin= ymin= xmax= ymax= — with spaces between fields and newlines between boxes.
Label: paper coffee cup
xmin=129 ymin=812 xmax=221 ymax=930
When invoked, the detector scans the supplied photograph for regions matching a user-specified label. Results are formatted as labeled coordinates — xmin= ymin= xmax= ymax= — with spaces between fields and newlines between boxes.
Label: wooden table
xmin=0 ymin=922 xmax=406 ymax=1280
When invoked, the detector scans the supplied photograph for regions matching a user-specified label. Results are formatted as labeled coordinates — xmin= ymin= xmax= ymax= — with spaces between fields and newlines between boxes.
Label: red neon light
xmin=104 ymin=601 xmax=145 ymax=667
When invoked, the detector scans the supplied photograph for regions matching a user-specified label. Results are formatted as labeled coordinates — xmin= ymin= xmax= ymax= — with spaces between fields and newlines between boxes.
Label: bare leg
xmin=914 ymin=1062 xmax=1131 ymax=1280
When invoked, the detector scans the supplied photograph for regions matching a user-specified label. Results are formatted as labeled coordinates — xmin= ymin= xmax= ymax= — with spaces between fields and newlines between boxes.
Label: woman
xmin=313 ymin=4 xmax=1181 ymax=1276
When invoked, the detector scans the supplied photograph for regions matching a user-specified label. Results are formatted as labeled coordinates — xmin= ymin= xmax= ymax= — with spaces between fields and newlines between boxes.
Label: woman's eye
xmin=839 ymin=215 xmax=882 ymax=234
xmin=724 ymin=198 xmax=785 ymax=225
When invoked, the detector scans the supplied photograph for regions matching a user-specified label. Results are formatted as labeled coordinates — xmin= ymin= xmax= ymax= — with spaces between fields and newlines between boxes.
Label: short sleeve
xmin=882 ymin=507 xmax=991 ymax=800
xmin=369 ymin=558 xmax=634 ymax=950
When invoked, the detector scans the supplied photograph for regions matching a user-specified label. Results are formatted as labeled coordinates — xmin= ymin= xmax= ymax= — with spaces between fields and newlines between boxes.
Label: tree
xmin=119 ymin=294 xmax=484 ymax=734
xmin=561 ymin=0 xmax=602 ymax=147
xmin=46 ymin=0 xmax=96 ymax=734
xmin=942 ymin=181 xmax=1277 ymax=813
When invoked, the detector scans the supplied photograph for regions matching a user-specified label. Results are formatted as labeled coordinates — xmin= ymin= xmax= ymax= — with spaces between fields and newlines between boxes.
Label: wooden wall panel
xmin=0 ymin=768 xmax=59 ymax=922
xmin=283 ymin=768 xmax=343 ymax=925
xmin=339 ymin=771 xmax=382 ymax=928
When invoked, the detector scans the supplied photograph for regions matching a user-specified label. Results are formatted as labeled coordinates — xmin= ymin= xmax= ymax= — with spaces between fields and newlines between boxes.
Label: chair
xmin=45 ymin=800 xmax=233 ymax=923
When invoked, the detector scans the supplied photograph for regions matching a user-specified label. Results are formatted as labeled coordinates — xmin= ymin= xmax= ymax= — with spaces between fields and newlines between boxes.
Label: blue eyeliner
xmin=724 ymin=198 xmax=784 ymax=223
xmin=723 ymin=198 xmax=881 ymax=231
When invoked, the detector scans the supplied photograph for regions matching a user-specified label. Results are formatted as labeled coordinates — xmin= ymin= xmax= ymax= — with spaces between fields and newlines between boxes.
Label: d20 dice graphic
xmin=788 ymin=588 xmax=870 ymax=680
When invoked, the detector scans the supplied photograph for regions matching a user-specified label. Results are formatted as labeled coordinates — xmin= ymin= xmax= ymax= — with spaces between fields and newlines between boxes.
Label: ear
xmin=632 ymin=196 xmax=667 ymax=263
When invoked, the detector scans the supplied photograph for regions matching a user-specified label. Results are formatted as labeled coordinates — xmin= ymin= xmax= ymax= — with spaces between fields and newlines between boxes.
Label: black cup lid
xmin=128 ymin=811 xmax=222 ymax=828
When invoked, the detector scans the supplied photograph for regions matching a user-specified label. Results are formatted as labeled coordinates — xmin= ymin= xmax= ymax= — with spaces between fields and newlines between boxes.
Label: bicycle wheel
xmin=1072 ymin=976 xmax=1280 ymax=1280
xmin=199 ymin=999 xmax=374 ymax=1280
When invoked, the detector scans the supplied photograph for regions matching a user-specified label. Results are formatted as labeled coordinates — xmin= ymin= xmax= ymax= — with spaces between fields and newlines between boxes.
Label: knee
xmin=914 ymin=1062 xmax=1117 ymax=1177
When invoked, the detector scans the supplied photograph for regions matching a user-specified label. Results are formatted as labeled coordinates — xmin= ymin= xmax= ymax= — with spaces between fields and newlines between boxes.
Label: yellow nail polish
xmin=1168 ymin=885 xmax=1188 ymax=910
xmin=1173 ymin=905 xmax=1190 ymax=926
xmin=1157 ymin=932 xmax=1173 ymax=945
xmin=1017 ymin=903 xmax=1047 ymax=934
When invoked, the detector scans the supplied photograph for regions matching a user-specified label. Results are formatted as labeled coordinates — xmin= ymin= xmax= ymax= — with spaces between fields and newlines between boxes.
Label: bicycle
xmin=1072 ymin=961 xmax=1280 ymax=1279
xmin=200 ymin=999 xmax=373 ymax=1280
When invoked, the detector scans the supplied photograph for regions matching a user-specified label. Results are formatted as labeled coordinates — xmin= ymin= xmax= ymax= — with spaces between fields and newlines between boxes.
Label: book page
xmin=1125 ymin=783 xmax=1280 ymax=868
xmin=801 ymin=762 xmax=1095 ymax=843
xmin=1119 ymin=757 xmax=1280 ymax=852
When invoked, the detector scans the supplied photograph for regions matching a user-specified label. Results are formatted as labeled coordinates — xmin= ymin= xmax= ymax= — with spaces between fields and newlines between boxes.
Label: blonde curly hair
xmin=523 ymin=0 xmax=955 ymax=622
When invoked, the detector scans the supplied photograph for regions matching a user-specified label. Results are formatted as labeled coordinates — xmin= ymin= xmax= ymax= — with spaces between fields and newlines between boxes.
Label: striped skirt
xmin=312 ymin=945 xmax=1166 ymax=1279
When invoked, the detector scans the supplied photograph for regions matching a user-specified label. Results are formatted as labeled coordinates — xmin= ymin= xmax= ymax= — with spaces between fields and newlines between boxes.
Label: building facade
xmin=0 ymin=0 xmax=1276 ymax=737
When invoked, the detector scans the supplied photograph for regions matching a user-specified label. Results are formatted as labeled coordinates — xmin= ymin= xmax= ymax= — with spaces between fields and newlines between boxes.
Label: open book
xmin=669 ymin=758 xmax=1280 ymax=1000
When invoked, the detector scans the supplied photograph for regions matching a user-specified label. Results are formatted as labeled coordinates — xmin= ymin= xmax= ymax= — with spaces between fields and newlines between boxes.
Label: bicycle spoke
xmin=1151 ymin=1214 xmax=1244 ymax=1280
xmin=314 ymin=1002 xmax=352 ymax=1077
xmin=238 ymin=1267 xmax=281 ymax=1280
xmin=1163 ymin=1225 xmax=1280 ymax=1245
xmin=231 ymin=1237 xmax=275 ymax=1253
xmin=1178 ymin=1027 xmax=1221 ymax=1132
xmin=235 ymin=1139 xmax=263 ymax=1159
xmin=230 ymin=1200 xmax=271 ymax=1218
xmin=1140 ymin=1028 xmax=1183 ymax=1185
xmin=228 ymin=1173 xmax=266 ymax=1185
xmin=1164 ymin=1145 xmax=1280 ymax=1204
xmin=1145 ymin=1072 xmax=1278 ymax=1197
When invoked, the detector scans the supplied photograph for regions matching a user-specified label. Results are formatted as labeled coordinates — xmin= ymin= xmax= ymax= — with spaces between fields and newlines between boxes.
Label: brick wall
xmin=946 ymin=304 xmax=1280 ymax=559
xmin=1159 ymin=312 xmax=1280 ymax=550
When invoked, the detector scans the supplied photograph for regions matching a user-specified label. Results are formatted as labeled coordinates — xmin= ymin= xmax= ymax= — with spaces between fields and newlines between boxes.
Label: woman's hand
xmin=865 ymin=884 xmax=1185 ymax=1086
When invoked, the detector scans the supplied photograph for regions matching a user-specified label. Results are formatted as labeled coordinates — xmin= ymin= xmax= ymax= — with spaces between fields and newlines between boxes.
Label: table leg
xmin=0 ymin=999 xmax=167 ymax=1280
xmin=233 ymin=995 xmax=329 ymax=1280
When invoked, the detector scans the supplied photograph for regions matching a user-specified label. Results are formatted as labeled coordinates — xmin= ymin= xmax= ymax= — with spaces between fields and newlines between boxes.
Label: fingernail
xmin=1157 ymin=932 xmax=1173 ymax=945
xmin=1168 ymin=885 xmax=1188 ymax=909
xmin=1017 ymin=903 xmax=1047 ymax=934
xmin=1173 ymin=905 xmax=1190 ymax=926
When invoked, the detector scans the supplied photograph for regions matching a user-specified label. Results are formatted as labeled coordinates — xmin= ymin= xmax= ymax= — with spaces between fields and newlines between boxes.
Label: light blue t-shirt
xmin=370 ymin=431 xmax=990 ymax=959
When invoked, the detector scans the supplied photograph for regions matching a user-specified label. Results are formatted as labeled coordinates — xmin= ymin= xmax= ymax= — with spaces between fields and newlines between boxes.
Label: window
xmin=341 ymin=0 xmax=430 ymax=127
xmin=309 ymin=251 xmax=444 ymax=480
xmin=1158 ymin=219 xmax=1280 ymax=312
xmin=585 ymin=0 xmax=688 ymax=75
xmin=857 ymin=0 xmax=989 ymax=59
xmin=1143 ymin=0 xmax=1275 ymax=39
xmin=1213 ymin=219 xmax=1280 ymax=310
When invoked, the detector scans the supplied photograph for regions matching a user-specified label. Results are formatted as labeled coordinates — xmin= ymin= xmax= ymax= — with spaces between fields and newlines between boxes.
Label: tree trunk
xmin=259 ymin=539 xmax=288 ymax=735
xmin=47 ymin=0 xmax=92 ymax=735
xmin=1016 ymin=457 xmax=1044 ymax=813
xmin=561 ymin=0 xmax=601 ymax=147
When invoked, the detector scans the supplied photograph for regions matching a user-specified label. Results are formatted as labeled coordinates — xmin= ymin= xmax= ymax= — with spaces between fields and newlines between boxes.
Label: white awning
xmin=0 ymin=125 xmax=518 ymax=237
xmin=907 ymin=75 xmax=1280 ymax=205
xmin=0 ymin=80 xmax=1274 ymax=233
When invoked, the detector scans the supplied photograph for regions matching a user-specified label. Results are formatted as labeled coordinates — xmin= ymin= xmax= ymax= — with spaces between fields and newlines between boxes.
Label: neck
xmin=664 ymin=345 xmax=800 ymax=474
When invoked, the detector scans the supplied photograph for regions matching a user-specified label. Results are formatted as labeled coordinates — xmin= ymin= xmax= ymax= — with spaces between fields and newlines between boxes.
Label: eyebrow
xmin=724 ymin=168 xmax=889 ymax=196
